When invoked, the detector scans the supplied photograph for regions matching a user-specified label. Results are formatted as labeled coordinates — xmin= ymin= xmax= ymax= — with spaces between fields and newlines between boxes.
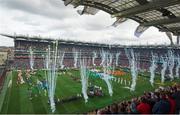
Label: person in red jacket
xmin=166 ymin=93 xmax=176 ymax=114
xmin=137 ymin=97 xmax=151 ymax=114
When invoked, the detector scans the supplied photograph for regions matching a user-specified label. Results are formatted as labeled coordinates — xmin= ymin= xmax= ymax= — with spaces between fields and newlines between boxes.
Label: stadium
xmin=0 ymin=0 xmax=180 ymax=114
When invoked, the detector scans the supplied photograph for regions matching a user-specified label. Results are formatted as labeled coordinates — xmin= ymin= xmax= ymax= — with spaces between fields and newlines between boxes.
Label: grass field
xmin=0 ymin=69 xmax=179 ymax=114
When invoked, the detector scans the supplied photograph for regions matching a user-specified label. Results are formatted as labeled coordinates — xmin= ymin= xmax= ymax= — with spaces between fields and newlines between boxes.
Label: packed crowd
xmin=12 ymin=56 xmax=151 ymax=70
xmin=14 ymin=40 xmax=156 ymax=70
xmin=89 ymin=84 xmax=180 ymax=114
xmin=15 ymin=41 xmax=48 ymax=51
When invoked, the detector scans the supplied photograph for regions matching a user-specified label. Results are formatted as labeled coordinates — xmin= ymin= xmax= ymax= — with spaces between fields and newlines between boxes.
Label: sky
xmin=0 ymin=0 xmax=177 ymax=46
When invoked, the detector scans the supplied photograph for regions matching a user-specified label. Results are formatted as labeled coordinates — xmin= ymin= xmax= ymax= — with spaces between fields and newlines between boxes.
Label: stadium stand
xmin=89 ymin=84 xmax=180 ymax=114
xmin=11 ymin=35 xmax=179 ymax=75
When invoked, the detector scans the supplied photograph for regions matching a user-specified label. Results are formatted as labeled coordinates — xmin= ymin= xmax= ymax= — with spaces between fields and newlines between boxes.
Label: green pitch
xmin=0 ymin=69 xmax=179 ymax=114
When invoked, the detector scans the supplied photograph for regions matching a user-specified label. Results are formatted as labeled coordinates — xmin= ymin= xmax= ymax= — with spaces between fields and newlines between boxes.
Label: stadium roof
xmin=62 ymin=0 xmax=180 ymax=36
xmin=1 ymin=33 xmax=180 ymax=49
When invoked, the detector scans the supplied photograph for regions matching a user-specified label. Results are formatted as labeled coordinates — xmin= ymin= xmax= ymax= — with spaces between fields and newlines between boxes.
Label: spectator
xmin=166 ymin=93 xmax=176 ymax=114
xmin=130 ymin=98 xmax=139 ymax=114
xmin=172 ymin=85 xmax=180 ymax=114
xmin=90 ymin=84 xmax=179 ymax=114
xmin=152 ymin=93 xmax=170 ymax=114
xmin=109 ymin=104 xmax=118 ymax=114
xmin=117 ymin=103 xmax=126 ymax=114
xmin=137 ymin=97 xmax=151 ymax=114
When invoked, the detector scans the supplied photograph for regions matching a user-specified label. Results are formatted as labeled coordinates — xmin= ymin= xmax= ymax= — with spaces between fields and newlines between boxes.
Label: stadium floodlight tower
xmin=45 ymin=41 xmax=58 ymax=113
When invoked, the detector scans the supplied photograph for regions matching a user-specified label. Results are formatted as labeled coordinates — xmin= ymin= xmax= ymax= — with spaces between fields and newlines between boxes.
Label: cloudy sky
xmin=0 ymin=0 xmax=176 ymax=46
